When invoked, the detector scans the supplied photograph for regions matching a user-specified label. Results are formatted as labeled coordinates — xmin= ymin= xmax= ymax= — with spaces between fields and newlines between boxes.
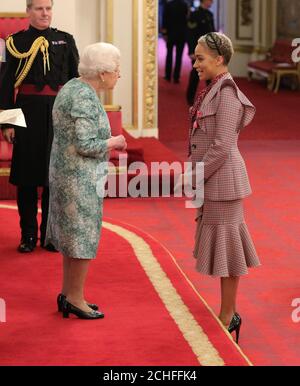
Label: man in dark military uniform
xmin=0 ymin=0 xmax=79 ymax=253
xmin=186 ymin=0 xmax=215 ymax=105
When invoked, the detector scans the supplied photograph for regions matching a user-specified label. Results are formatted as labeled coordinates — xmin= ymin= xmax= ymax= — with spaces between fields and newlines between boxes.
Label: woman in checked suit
xmin=188 ymin=32 xmax=261 ymax=343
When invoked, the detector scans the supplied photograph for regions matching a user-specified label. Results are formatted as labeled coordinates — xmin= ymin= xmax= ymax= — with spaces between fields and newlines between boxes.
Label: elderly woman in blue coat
xmin=46 ymin=42 xmax=127 ymax=319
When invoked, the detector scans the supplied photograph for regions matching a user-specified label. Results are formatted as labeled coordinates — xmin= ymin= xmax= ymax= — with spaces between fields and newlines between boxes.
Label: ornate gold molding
xmin=132 ymin=0 xmax=138 ymax=130
xmin=236 ymin=0 xmax=254 ymax=40
xmin=234 ymin=45 xmax=253 ymax=53
xmin=105 ymin=0 xmax=113 ymax=105
xmin=143 ymin=0 xmax=157 ymax=129
xmin=0 ymin=13 xmax=27 ymax=18
xmin=252 ymin=46 xmax=270 ymax=55
xmin=104 ymin=104 xmax=122 ymax=112
xmin=0 ymin=168 xmax=10 ymax=177
xmin=106 ymin=0 xmax=113 ymax=44
xmin=240 ymin=0 xmax=253 ymax=26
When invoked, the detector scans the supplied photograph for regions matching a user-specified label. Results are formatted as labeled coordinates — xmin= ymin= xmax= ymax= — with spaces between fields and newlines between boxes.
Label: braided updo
xmin=198 ymin=32 xmax=234 ymax=65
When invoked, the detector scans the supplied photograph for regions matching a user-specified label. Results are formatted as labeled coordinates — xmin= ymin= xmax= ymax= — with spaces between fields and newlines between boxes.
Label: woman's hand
xmin=108 ymin=135 xmax=127 ymax=151
xmin=2 ymin=128 xmax=15 ymax=144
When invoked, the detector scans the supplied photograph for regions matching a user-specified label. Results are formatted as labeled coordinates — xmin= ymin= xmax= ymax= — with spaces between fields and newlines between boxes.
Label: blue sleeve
xmin=70 ymin=91 xmax=108 ymax=158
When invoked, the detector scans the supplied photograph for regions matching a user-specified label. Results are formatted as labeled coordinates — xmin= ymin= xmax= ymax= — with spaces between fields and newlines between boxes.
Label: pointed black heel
xmin=62 ymin=299 xmax=104 ymax=320
xmin=57 ymin=293 xmax=99 ymax=312
xmin=228 ymin=313 xmax=242 ymax=344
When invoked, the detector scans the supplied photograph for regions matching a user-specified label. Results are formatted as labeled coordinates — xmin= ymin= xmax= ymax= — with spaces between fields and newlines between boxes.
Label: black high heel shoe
xmin=57 ymin=293 xmax=99 ymax=312
xmin=62 ymin=299 xmax=104 ymax=320
xmin=228 ymin=313 xmax=242 ymax=344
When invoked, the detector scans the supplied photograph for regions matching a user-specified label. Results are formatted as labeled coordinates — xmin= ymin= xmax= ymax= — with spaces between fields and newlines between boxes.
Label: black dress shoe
xmin=62 ymin=299 xmax=104 ymax=320
xmin=57 ymin=293 xmax=99 ymax=312
xmin=41 ymin=243 xmax=59 ymax=253
xmin=18 ymin=237 xmax=36 ymax=253
xmin=228 ymin=313 xmax=242 ymax=344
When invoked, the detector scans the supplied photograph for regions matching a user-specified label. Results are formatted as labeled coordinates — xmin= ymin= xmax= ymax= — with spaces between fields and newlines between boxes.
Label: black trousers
xmin=17 ymin=186 xmax=49 ymax=244
xmin=165 ymin=39 xmax=185 ymax=81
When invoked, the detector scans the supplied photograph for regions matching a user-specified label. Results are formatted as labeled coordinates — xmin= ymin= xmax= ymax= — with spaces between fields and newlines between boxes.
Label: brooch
xmin=193 ymin=111 xmax=203 ymax=129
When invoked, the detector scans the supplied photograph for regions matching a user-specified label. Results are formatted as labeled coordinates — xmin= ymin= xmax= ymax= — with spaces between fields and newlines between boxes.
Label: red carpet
xmin=1 ymin=139 xmax=300 ymax=365
xmin=0 ymin=204 xmax=249 ymax=366
xmin=154 ymin=38 xmax=300 ymax=365
xmin=1 ymin=39 xmax=299 ymax=367
xmin=149 ymin=39 xmax=300 ymax=363
xmin=102 ymin=140 xmax=300 ymax=366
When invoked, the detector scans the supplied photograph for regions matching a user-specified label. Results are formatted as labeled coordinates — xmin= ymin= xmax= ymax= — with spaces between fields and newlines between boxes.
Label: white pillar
xmin=101 ymin=0 xmax=158 ymax=138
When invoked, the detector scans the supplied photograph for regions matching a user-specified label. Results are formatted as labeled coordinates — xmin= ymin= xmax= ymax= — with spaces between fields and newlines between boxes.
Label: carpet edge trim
xmin=0 ymin=204 xmax=246 ymax=366
xmin=103 ymin=220 xmax=224 ymax=366
xmin=104 ymin=215 xmax=253 ymax=366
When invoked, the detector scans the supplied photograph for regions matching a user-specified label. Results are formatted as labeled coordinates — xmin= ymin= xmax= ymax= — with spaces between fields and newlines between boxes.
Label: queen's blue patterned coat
xmin=46 ymin=78 xmax=111 ymax=259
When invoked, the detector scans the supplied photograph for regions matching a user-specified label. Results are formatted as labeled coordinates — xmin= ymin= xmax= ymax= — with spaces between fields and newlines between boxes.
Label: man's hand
xmin=2 ymin=128 xmax=15 ymax=144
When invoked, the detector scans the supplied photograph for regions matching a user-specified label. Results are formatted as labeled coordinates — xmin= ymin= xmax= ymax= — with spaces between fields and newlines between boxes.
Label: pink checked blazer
xmin=189 ymin=73 xmax=256 ymax=201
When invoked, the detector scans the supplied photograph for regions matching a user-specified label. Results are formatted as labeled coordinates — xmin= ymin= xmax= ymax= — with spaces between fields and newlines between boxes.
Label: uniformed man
xmin=0 ymin=0 xmax=79 ymax=253
xmin=186 ymin=0 xmax=215 ymax=105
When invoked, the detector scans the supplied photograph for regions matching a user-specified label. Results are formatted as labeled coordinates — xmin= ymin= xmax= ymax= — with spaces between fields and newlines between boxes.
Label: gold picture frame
xmin=236 ymin=0 xmax=254 ymax=40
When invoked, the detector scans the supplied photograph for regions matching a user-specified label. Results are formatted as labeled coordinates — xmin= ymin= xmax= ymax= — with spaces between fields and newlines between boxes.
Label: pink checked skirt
xmin=194 ymin=199 xmax=261 ymax=277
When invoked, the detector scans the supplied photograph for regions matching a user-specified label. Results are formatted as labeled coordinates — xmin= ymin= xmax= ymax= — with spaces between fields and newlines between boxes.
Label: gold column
xmin=106 ymin=0 xmax=113 ymax=44
xmin=0 ymin=12 xmax=27 ymax=17
xmin=105 ymin=0 xmax=113 ymax=105
xmin=143 ymin=0 xmax=158 ymax=130
xmin=132 ymin=0 xmax=139 ymax=130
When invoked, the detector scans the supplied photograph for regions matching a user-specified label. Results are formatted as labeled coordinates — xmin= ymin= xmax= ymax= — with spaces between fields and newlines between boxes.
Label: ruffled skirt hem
xmin=193 ymin=200 xmax=261 ymax=277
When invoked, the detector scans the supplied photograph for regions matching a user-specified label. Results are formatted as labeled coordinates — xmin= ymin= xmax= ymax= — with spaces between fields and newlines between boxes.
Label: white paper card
xmin=0 ymin=109 xmax=27 ymax=127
